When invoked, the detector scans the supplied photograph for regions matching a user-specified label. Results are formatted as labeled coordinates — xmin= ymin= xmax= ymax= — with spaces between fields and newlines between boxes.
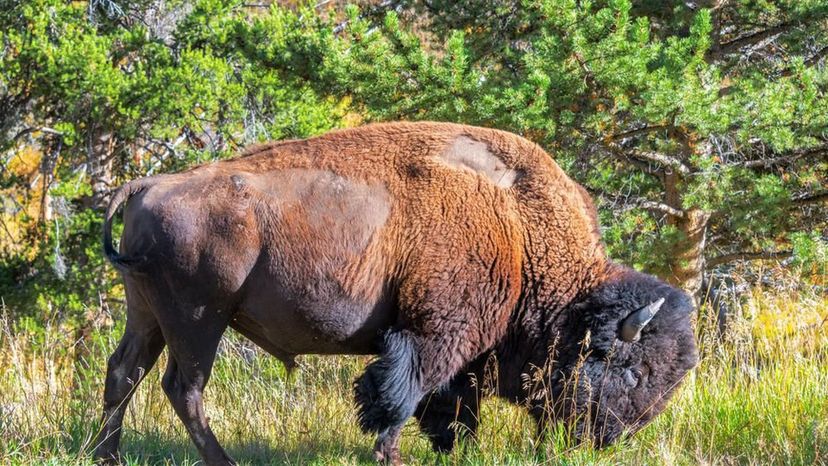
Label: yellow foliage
xmin=747 ymin=289 xmax=828 ymax=357
xmin=0 ymin=146 xmax=46 ymax=252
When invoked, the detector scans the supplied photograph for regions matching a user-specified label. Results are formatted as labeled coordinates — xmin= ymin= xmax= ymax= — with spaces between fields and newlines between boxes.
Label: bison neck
xmin=512 ymin=175 xmax=609 ymax=337
xmin=488 ymin=223 xmax=610 ymax=402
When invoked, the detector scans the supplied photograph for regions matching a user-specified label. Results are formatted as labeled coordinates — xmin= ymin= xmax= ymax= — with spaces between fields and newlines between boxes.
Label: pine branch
xmin=803 ymin=45 xmax=828 ymax=67
xmin=710 ymin=21 xmax=794 ymax=60
xmin=597 ymin=143 xmax=663 ymax=175
xmin=607 ymin=124 xmax=669 ymax=141
xmin=631 ymin=149 xmax=691 ymax=174
xmin=792 ymin=191 xmax=828 ymax=206
xmin=636 ymin=199 xmax=687 ymax=217
xmin=707 ymin=0 xmax=730 ymax=58
xmin=732 ymin=143 xmax=828 ymax=169
xmin=9 ymin=126 xmax=63 ymax=143
xmin=591 ymin=189 xmax=686 ymax=218
xmin=573 ymin=52 xmax=598 ymax=89
xmin=719 ymin=44 xmax=828 ymax=95
xmin=604 ymin=141 xmax=691 ymax=175
xmin=707 ymin=250 xmax=793 ymax=267
xmin=622 ymin=157 xmax=665 ymax=176
xmin=780 ymin=45 xmax=828 ymax=77
xmin=333 ymin=0 xmax=400 ymax=35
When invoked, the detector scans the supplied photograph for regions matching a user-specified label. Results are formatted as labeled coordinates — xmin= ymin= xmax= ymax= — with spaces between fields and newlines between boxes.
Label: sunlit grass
xmin=1 ymin=288 xmax=826 ymax=465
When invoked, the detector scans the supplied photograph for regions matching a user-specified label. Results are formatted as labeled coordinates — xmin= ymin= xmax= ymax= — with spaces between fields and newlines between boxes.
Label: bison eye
xmin=623 ymin=365 xmax=648 ymax=388
xmin=623 ymin=363 xmax=650 ymax=388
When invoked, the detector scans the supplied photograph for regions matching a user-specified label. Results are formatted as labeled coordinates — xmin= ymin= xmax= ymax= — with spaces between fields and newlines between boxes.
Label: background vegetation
xmin=0 ymin=0 xmax=826 ymax=464
xmin=2 ymin=288 xmax=826 ymax=464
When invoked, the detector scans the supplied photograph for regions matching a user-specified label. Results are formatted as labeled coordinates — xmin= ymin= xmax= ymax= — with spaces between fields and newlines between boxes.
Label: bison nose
xmin=623 ymin=369 xmax=639 ymax=387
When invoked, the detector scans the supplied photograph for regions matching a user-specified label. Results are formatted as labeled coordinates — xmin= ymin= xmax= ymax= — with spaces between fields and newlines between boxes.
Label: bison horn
xmin=620 ymin=297 xmax=666 ymax=342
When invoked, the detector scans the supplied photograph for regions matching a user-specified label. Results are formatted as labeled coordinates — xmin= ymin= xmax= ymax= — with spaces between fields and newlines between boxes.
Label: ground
xmin=1 ymin=289 xmax=826 ymax=465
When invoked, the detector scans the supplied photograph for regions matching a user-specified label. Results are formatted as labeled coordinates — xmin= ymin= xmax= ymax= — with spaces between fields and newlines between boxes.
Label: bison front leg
xmin=354 ymin=330 xmax=421 ymax=464
xmin=354 ymin=329 xmax=483 ymax=465
xmin=355 ymin=224 xmax=519 ymax=464
xmin=414 ymin=370 xmax=481 ymax=453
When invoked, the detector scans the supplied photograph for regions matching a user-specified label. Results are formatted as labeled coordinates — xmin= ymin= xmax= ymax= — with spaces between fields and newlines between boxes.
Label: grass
xmin=0 ymin=287 xmax=826 ymax=465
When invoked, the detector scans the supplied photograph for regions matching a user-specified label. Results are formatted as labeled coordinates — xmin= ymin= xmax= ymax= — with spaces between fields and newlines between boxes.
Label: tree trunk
xmin=39 ymin=154 xmax=53 ymax=223
xmin=73 ymin=130 xmax=115 ymax=389
xmin=663 ymin=172 xmax=711 ymax=297
xmin=83 ymin=131 xmax=114 ymax=210
xmin=667 ymin=208 xmax=711 ymax=297
xmin=38 ymin=139 xmax=60 ymax=225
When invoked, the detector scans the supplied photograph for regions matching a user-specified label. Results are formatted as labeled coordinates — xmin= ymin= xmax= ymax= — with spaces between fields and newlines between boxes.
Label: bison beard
xmin=415 ymin=270 xmax=698 ymax=452
xmin=94 ymin=122 xmax=698 ymax=465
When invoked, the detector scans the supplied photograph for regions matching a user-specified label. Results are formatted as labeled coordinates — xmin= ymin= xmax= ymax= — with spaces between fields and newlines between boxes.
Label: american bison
xmin=94 ymin=122 xmax=697 ymax=465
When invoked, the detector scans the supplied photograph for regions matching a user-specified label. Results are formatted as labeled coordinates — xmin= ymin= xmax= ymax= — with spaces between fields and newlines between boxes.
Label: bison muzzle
xmin=93 ymin=122 xmax=698 ymax=465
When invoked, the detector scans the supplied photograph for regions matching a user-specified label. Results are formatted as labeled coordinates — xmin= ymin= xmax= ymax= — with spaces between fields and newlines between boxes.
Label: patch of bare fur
xmin=440 ymin=136 xmax=520 ymax=188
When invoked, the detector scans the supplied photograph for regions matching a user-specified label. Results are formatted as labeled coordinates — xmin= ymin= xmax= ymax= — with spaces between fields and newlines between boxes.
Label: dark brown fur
xmin=94 ymin=122 xmax=697 ymax=465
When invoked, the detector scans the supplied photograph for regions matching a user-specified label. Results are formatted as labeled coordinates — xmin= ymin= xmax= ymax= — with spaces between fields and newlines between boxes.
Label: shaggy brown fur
xmin=95 ymin=122 xmax=697 ymax=465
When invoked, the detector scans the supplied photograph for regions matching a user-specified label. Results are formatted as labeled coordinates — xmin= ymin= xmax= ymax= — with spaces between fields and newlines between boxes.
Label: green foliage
xmin=0 ymin=0 xmax=347 ymax=321
xmin=0 ymin=178 xmax=112 ymax=326
xmin=791 ymin=231 xmax=828 ymax=277
xmin=326 ymin=0 xmax=827 ymax=285
xmin=1 ymin=0 xmax=826 ymax=323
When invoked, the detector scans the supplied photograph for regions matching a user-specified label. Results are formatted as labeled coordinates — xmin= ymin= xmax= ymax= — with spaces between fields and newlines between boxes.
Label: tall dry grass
xmin=0 ymin=287 xmax=826 ymax=465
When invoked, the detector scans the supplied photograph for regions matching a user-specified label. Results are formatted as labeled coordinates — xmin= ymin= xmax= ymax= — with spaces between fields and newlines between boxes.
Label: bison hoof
xmin=93 ymin=451 xmax=122 ymax=465
xmin=373 ymin=445 xmax=402 ymax=466
xmin=430 ymin=435 xmax=455 ymax=454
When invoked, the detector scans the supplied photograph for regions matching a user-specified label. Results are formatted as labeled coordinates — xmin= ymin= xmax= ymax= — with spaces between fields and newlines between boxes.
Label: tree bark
xmin=666 ymin=208 xmax=711 ymax=296
xmin=73 ymin=130 xmax=116 ymax=388
xmin=663 ymin=171 xmax=711 ymax=297
xmin=38 ymin=137 xmax=61 ymax=227
xmin=83 ymin=131 xmax=115 ymax=210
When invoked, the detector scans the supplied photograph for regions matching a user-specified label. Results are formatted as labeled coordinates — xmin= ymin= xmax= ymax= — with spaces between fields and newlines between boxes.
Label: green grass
xmin=1 ymin=288 xmax=826 ymax=465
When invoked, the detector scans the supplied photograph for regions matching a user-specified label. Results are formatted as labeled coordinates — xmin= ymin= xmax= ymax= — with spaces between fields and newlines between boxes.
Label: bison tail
xmin=102 ymin=177 xmax=156 ymax=272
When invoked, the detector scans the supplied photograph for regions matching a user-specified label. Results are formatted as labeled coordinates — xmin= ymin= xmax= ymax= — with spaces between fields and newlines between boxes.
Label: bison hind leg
xmin=354 ymin=330 xmax=423 ymax=434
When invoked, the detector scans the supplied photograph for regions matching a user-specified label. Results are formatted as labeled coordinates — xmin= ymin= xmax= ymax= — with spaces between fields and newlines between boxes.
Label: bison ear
xmin=620 ymin=297 xmax=665 ymax=342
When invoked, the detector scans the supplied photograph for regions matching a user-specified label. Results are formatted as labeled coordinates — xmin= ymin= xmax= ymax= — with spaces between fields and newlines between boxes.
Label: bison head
xmin=545 ymin=268 xmax=698 ymax=447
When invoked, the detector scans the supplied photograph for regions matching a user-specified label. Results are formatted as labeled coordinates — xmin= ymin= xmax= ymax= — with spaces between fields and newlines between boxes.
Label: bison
xmin=94 ymin=122 xmax=697 ymax=465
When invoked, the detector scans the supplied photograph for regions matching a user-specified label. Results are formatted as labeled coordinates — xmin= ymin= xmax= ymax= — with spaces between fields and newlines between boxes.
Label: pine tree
xmin=1 ymin=0 xmax=825 ymax=316
xmin=322 ymin=0 xmax=828 ymax=294
xmin=0 ymin=0 xmax=346 ymax=320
